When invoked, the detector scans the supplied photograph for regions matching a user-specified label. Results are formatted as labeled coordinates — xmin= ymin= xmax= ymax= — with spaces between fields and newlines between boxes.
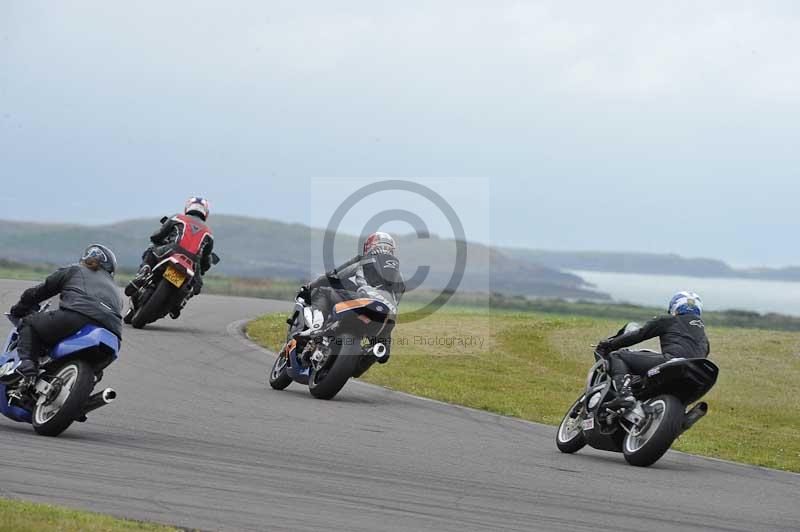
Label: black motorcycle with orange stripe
xmin=269 ymin=290 xmax=396 ymax=400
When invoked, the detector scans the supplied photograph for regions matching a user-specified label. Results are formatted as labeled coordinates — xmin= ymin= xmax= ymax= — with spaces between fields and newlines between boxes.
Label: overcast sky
xmin=2 ymin=1 xmax=798 ymax=267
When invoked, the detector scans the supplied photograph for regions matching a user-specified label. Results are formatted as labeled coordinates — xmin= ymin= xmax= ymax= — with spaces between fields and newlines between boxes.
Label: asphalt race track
xmin=0 ymin=279 xmax=797 ymax=531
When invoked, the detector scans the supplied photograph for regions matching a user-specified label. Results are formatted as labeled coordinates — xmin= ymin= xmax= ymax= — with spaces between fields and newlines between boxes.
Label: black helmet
xmin=81 ymin=244 xmax=117 ymax=276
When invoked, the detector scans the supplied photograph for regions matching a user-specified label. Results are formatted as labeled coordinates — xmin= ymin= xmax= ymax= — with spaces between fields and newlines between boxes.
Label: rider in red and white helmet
xmin=297 ymin=231 xmax=404 ymax=361
xmin=125 ymin=197 xmax=216 ymax=311
xmin=184 ymin=196 xmax=210 ymax=221
xmin=362 ymin=231 xmax=396 ymax=256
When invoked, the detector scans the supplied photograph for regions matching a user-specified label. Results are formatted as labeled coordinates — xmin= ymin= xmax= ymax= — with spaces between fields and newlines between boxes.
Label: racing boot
xmin=604 ymin=374 xmax=636 ymax=410
xmin=125 ymin=265 xmax=151 ymax=296
xmin=1 ymin=358 xmax=37 ymax=385
xmin=15 ymin=359 xmax=37 ymax=378
xmin=6 ymin=363 xmax=36 ymax=408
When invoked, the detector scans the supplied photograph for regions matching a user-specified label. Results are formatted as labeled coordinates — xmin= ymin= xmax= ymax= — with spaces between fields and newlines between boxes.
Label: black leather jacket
xmin=18 ymin=264 xmax=124 ymax=338
xmin=605 ymin=314 xmax=710 ymax=359
xmin=310 ymin=253 xmax=405 ymax=308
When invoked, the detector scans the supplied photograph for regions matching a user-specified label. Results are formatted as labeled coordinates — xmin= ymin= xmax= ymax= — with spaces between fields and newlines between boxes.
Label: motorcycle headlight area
xmin=588 ymin=392 xmax=602 ymax=409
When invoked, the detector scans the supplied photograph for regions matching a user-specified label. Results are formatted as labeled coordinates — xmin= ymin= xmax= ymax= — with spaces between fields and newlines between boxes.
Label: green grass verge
xmin=248 ymin=307 xmax=800 ymax=472
xmin=0 ymin=499 xmax=179 ymax=532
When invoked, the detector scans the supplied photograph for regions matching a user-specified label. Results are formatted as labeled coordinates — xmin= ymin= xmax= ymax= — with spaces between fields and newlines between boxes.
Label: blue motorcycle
xmin=0 ymin=304 xmax=120 ymax=436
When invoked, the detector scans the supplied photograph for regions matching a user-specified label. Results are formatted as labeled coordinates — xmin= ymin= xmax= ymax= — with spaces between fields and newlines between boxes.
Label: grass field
xmin=0 ymin=260 xmax=299 ymax=301
xmin=248 ymin=306 xmax=800 ymax=472
xmin=0 ymin=499 xmax=178 ymax=532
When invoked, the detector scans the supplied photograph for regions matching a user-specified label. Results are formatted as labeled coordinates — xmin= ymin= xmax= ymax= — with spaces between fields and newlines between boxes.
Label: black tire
xmin=308 ymin=334 xmax=361 ymax=400
xmin=32 ymin=360 xmax=95 ymax=437
xmin=556 ymin=395 xmax=587 ymax=454
xmin=131 ymin=280 xmax=175 ymax=329
xmin=268 ymin=351 xmax=292 ymax=390
xmin=623 ymin=394 xmax=684 ymax=467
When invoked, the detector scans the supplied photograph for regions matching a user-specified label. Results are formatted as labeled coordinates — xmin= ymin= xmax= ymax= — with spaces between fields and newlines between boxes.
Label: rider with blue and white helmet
xmin=596 ymin=290 xmax=710 ymax=409
xmin=668 ymin=291 xmax=703 ymax=316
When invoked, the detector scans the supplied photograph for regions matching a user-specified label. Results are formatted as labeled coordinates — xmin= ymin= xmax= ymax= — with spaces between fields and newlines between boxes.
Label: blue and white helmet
xmin=81 ymin=244 xmax=117 ymax=276
xmin=668 ymin=291 xmax=703 ymax=316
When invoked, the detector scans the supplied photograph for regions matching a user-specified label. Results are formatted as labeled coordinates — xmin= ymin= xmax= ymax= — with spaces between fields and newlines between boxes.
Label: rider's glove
xmin=9 ymin=303 xmax=33 ymax=318
xmin=596 ymin=340 xmax=613 ymax=356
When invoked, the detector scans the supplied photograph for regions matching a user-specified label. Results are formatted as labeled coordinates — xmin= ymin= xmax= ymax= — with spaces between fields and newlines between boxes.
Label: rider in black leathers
xmin=301 ymin=232 xmax=404 ymax=359
xmin=6 ymin=245 xmax=123 ymax=381
xmin=597 ymin=291 xmax=709 ymax=409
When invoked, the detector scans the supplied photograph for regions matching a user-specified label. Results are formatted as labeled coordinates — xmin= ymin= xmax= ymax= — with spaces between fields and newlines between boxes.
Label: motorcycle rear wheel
xmin=622 ymin=394 xmax=683 ymax=467
xmin=131 ymin=280 xmax=175 ymax=329
xmin=308 ymin=334 xmax=361 ymax=400
xmin=32 ymin=360 xmax=94 ymax=437
xmin=556 ymin=395 xmax=587 ymax=454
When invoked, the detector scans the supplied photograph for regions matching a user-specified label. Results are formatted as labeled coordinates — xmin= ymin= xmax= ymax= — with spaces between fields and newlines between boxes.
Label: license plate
xmin=582 ymin=418 xmax=595 ymax=430
xmin=163 ymin=265 xmax=186 ymax=287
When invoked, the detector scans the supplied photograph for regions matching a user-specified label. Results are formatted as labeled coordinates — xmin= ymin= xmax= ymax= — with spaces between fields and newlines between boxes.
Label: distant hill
xmin=0 ymin=216 xmax=608 ymax=300
xmin=503 ymin=249 xmax=800 ymax=282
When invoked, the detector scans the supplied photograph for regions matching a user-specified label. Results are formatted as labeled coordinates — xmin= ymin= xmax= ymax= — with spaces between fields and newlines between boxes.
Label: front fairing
xmin=0 ymin=322 xmax=31 ymax=422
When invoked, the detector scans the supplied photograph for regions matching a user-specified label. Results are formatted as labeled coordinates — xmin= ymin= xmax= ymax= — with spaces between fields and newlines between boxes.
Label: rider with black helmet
xmin=6 ymin=244 xmax=123 ymax=381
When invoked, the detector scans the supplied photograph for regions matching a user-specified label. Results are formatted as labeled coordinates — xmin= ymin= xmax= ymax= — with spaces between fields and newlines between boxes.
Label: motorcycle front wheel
xmin=556 ymin=395 xmax=587 ymax=454
xmin=268 ymin=350 xmax=292 ymax=390
xmin=32 ymin=360 xmax=95 ymax=437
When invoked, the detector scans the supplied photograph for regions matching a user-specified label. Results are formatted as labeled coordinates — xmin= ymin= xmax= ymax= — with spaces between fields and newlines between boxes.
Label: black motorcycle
xmin=556 ymin=323 xmax=718 ymax=467
xmin=268 ymin=288 xmax=396 ymax=400
xmin=124 ymin=247 xmax=219 ymax=329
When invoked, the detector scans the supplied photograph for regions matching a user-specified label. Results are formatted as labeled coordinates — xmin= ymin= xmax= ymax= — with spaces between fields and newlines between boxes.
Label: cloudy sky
xmin=2 ymin=1 xmax=798 ymax=266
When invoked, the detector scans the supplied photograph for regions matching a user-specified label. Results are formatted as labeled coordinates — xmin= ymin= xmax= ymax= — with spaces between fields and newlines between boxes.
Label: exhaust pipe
xmin=372 ymin=343 xmax=388 ymax=360
xmin=682 ymin=401 xmax=708 ymax=432
xmin=82 ymin=387 xmax=117 ymax=415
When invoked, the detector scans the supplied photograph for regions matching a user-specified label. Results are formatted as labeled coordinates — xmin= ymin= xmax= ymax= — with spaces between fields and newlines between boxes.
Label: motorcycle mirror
xmin=211 ymin=253 xmax=221 ymax=265
xmin=160 ymin=216 xmax=169 ymax=224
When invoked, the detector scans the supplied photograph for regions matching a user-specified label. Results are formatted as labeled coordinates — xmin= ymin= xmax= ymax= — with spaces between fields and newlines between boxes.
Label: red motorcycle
xmin=124 ymin=215 xmax=219 ymax=329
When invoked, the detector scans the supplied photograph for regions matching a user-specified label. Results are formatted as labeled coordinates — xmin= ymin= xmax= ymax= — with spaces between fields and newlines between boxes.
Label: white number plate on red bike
xmin=582 ymin=418 xmax=595 ymax=430
xmin=163 ymin=265 xmax=186 ymax=287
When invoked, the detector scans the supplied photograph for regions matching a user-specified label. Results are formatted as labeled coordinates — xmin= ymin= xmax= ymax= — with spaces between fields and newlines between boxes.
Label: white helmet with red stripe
xmin=185 ymin=196 xmax=210 ymax=221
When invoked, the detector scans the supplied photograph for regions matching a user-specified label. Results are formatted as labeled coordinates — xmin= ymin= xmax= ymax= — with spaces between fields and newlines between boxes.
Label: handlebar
xmin=4 ymin=312 xmax=21 ymax=328
xmin=5 ymin=300 xmax=50 ymax=328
